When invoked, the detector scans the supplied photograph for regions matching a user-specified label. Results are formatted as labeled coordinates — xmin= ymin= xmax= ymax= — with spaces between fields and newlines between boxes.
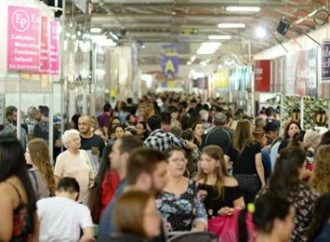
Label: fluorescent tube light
xmin=90 ymin=28 xmax=102 ymax=33
xmin=218 ymin=23 xmax=246 ymax=28
xmin=226 ymin=6 xmax=260 ymax=12
xmin=197 ymin=42 xmax=221 ymax=55
xmin=208 ymin=35 xmax=232 ymax=40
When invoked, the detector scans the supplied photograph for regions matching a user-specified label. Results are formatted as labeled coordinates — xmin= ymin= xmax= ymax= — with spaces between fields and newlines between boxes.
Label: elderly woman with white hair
xmin=304 ymin=130 xmax=321 ymax=150
xmin=54 ymin=129 xmax=92 ymax=204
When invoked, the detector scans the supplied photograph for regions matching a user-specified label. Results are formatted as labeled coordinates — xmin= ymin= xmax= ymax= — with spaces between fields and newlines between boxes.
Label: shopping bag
xmin=208 ymin=209 xmax=255 ymax=242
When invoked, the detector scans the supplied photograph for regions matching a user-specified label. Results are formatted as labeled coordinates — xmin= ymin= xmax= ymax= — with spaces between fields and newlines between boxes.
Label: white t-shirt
xmin=54 ymin=150 xmax=91 ymax=203
xmin=37 ymin=196 xmax=93 ymax=242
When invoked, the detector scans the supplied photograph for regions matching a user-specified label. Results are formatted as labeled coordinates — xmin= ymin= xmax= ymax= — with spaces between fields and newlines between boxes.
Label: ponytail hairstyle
xmin=306 ymin=193 xmax=330 ymax=242
xmin=238 ymin=193 xmax=291 ymax=242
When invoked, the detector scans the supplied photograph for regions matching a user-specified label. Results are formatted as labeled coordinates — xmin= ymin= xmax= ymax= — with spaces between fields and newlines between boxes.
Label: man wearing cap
xmin=265 ymin=107 xmax=280 ymax=130
xmin=202 ymin=112 xmax=233 ymax=151
xmin=264 ymin=121 xmax=280 ymax=146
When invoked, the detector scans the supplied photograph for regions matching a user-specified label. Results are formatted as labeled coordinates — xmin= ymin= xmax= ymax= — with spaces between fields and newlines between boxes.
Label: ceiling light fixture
xmin=90 ymin=27 xmax=102 ymax=33
xmin=109 ymin=32 xmax=119 ymax=41
xmin=197 ymin=42 xmax=221 ymax=55
xmin=208 ymin=35 xmax=232 ymax=40
xmin=255 ymin=26 xmax=267 ymax=39
xmin=226 ymin=6 xmax=260 ymax=12
xmin=218 ymin=23 xmax=246 ymax=28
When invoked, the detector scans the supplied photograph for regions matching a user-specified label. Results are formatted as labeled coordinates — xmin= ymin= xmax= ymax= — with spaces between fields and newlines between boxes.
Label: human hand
xmin=217 ymin=207 xmax=234 ymax=216
xmin=197 ymin=190 xmax=208 ymax=201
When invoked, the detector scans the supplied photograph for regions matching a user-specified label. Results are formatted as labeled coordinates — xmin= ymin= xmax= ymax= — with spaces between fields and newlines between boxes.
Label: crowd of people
xmin=1 ymin=92 xmax=330 ymax=242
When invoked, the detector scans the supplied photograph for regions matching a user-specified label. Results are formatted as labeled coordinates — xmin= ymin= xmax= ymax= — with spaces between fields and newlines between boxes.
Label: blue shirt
xmin=314 ymin=224 xmax=330 ymax=242
xmin=98 ymin=179 xmax=126 ymax=238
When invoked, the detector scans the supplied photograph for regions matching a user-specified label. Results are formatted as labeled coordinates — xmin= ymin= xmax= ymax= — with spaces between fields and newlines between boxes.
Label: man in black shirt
xmin=33 ymin=105 xmax=61 ymax=161
xmin=202 ymin=112 xmax=233 ymax=152
xmin=78 ymin=115 xmax=105 ymax=170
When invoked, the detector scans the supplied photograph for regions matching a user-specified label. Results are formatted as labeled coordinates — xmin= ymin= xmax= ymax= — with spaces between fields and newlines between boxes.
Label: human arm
xmin=79 ymin=227 xmax=95 ymax=242
xmin=28 ymin=211 xmax=39 ymax=242
xmin=0 ymin=184 xmax=14 ymax=241
xmin=170 ymin=133 xmax=197 ymax=150
xmin=217 ymin=178 xmax=245 ymax=216
xmin=192 ymin=188 xmax=207 ymax=232
xmin=79 ymin=206 xmax=95 ymax=242
xmin=54 ymin=154 xmax=64 ymax=186
xmin=224 ymin=155 xmax=233 ymax=170
xmin=255 ymin=153 xmax=266 ymax=187
xmin=191 ymin=221 xmax=207 ymax=232
xmin=184 ymin=140 xmax=197 ymax=150
xmin=53 ymin=129 xmax=62 ymax=148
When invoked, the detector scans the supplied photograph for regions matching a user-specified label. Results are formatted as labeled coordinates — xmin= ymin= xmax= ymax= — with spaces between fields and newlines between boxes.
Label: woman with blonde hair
xmin=196 ymin=145 xmax=244 ymax=218
xmin=310 ymin=145 xmax=330 ymax=195
xmin=99 ymin=190 xmax=161 ymax=242
xmin=226 ymin=119 xmax=265 ymax=203
xmin=25 ymin=138 xmax=56 ymax=199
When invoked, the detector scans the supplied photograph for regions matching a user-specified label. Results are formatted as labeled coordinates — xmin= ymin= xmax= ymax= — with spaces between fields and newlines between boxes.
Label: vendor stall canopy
xmin=60 ymin=0 xmax=329 ymax=65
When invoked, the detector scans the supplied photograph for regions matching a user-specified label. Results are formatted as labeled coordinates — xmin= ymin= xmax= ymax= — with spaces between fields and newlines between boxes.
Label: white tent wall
xmin=254 ymin=26 xmax=326 ymax=60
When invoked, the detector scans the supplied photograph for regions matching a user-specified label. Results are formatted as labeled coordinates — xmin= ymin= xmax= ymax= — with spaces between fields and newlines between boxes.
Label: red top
xmin=101 ymin=170 xmax=120 ymax=215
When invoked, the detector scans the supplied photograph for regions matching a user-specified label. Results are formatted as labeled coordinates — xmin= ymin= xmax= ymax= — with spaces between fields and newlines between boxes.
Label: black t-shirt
xmin=197 ymin=183 xmax=242 ymax=218
xmin=278 ymin=139 xmax=289 ymax=153
xmin=226 ymin=141 xmax=261 ymax=175
xmin=202 ymin=127 xmax=233 ymax=152
xmin=80 ymin=134 xmax=105 ymax=170
xmin=80 ymin=134 xmax=105 ymax=157
xmin=33 ymin=122 xmax=61 ymax=142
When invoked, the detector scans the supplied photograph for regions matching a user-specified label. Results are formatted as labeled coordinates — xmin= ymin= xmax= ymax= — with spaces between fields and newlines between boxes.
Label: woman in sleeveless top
xmin=0 ymin=135 xmax=38 ymax=242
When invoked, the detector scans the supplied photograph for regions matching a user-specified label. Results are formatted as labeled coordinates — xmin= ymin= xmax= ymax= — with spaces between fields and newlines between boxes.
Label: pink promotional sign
xmin=40 ymin=16 xmax=49 ymax=73
xmin=49 ymin=20 xmax=59 ymax=74
xmin=7 ymin=6 xmax=40 ymax=71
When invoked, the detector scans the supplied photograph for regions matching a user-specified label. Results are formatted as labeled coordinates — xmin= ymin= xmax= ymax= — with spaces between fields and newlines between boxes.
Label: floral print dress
xmin=156 ymin=180 xmax=207 ymax=231
xmin=288 ymin=184 xmax=319 ymax=242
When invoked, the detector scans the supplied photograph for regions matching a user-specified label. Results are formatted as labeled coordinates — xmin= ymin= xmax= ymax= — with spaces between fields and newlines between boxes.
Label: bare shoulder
xmin=0 ymin=182 xmax=15 ymax=204
xmin=0 ymin=182 xmax=14 ymax=193
xmin=224 ymin=176 xmax=239 ymax=187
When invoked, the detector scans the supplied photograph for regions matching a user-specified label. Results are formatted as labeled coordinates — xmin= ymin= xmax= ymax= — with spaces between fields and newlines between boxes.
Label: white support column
xmin=49 ymin=78 xmax=54 ymax=164
xmin=16 ymin=79 xmax=21 ymax=141
xmin=300 ymin=96 xmax=304 ymax=130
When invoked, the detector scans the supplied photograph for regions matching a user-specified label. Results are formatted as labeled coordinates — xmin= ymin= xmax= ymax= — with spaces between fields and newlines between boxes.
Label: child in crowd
xmin=37 ymin=177 xmax=95 ymax=242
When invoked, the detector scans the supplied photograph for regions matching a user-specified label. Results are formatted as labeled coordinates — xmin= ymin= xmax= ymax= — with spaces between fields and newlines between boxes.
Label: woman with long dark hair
xmin=269 ymin=147 xmax=318 ymax=242
xmin=307 ymin=193 xmax=330 ymax=242
xmin=88 ymin=145 xmax=120 ymax=223
xmin=239 ymin=193 xmax=295 ymax=242
xmin=0 ymin=135 xmax=38 ymax=241
xmin=278 ymin=121 xmax=301 ymax=152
